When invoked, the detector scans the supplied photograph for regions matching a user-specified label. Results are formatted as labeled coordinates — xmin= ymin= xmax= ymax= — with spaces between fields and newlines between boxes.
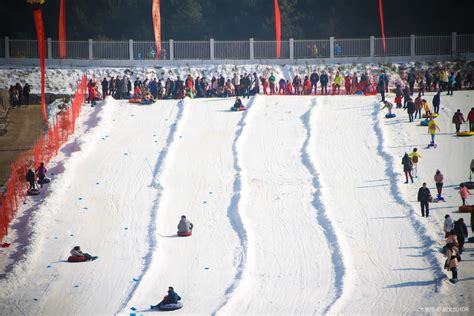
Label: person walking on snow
xmin=35 ymin=162 xmax=47 ymax=188
xmin=406 ymin=97 xmax=415 ymax=122
xmin=454 ymin=218 xmax=468 ymax=254
xmin=427 ymin=116 xmax=441 ymax=145
xmin=445 ymin=243 xmax=459 ymax=283
xmin=452 ymin=109 xmax=465 ymax=133
xmin=459 ymin=183 xmax=470 ymax=206
xmin=26 ymin=169 xmax=36 ymax=191
xmin=378 ymin=71 xmax=387 ymax=101
xmin=417 ymin=182 xmax=432 ymax=217
xmin=310 ymin=70 xmax=319 ymax=95
xmin=414 ymin=94 xmax=423 ymax=119
xmin=444 ymin=214 xmax=454 ymax=238
xmin=467 ymin=107 xmax=474 ymax=132
xmin=408 ymin=148 xmax=421 ymax=178
xmin=402 ymin=153 xmax=414 ymax=184
xmin=434 ymin=169 xmax=444 ymax=200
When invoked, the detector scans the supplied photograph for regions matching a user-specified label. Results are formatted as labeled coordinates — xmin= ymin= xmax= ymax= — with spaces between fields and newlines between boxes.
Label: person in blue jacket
xmin=447 ymin=72 xmax=455 ymax=96
xmin=378 ymin=71 xmax=387 ymax=101
xmin=320 ymin=71 xmax=329 ymax=95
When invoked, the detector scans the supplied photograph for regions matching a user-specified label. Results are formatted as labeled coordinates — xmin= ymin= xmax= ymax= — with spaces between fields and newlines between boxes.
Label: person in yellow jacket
xmin=409 ymin=148 xmax=422 ymax=177
xmin=333 ymin=72 xmax=343 ymax=95
xmin=428 ymin=115 xmax=441 ymax=145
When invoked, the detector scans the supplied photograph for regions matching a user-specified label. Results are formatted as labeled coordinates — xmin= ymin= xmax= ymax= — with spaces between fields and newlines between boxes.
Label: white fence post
xmin=210 ymin=38 xmax=215 ymax=60
xmin=452 ymin=32 xmax=457 ymax=55
xmin=370 ymin=36 xmax=375 ymax=58
xmin=169 ymin=39 xmax=174 ymax=61
xmin=47 ymin=38 xmax=52 ymax=60
xmin=88 ymin=39 xmax=93 ymax=60
xmin=289 ymin=38 xmax=294 ymax=60
xmin=5 ymin=37 xmax=9 ymax=59
xmin=410 ymin=34 xmax=415 ymax=58
xmin=330 ymin=37 xmax=335 ymax=59
xmin=129 ymin=39 xmax=134 ymax=60
xmin=250 ymin=38 xmax=254 ymax=61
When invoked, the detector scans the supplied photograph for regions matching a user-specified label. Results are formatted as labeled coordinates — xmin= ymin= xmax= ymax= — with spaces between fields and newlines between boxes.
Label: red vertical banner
xmin=59 ymin=0 xmax=67 ymax=58
xmin=378 ymin=0 xmax=387 ymax=53
xmin=274 ymin=0 xmax=281 ymax=58
xmin=152 ymin=0 xmax=161 ymax=60
xmin=33 ymin=9 xmax=48 ymax=127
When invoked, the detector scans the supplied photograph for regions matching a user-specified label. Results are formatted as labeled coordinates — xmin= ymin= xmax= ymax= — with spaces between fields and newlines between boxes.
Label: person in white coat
xmin=444 ymin=214 xmax=454 ymax=238
xmin=177 ymin=215 xmax=193 ymax=234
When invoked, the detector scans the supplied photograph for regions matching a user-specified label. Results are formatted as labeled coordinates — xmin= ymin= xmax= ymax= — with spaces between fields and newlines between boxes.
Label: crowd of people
xmin=89 ymin=70 xmax=381 ymax=103
xmin=8 ymin=82 xmax=31 ymax=107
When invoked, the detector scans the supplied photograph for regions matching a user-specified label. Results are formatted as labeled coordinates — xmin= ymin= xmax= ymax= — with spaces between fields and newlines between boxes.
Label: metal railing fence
xmin=133 ymin=41 xmax=170 ymax=60
xmin=294 ymin=39 xmax=330 ymax=58
xmin=215 ymin=41 xmax=250 ymax=60
xmin=51 ymin=40 xmax=89 ymax=59
xmin=174 ymin=41 xmax=210 ymax=60
xmin=93 ymin=41 xmax=129 ymax=60
xmin=374 ymin=37 xmax=411 ymax=57
xmin=334 ymin=38 xmax=370 ymax=57
xmin=1 ymin=34 xmax=472 ymax=62
xmin=254 ymin=40 xmax=290 ymax=59
xmin=9 ymin=40 xmax=40 ymax=58
xmin=416 ymin=35 xmax=451 ymax=56
xmin=457 ymin=34 xmax=474 ymax=53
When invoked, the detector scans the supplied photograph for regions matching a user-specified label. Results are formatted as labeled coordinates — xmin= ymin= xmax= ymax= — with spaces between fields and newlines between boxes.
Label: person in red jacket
xmin=185 ymin=75 xmax=194 ymax=93
xmin=344 ymin=75 xmax=352 ymax=95
xmin=467 ymin=107 xmax=474 ymax=132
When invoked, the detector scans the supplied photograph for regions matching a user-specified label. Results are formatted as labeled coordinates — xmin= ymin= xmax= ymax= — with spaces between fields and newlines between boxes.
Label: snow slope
xmin=0 ymin=91 xmax=473 ymax=314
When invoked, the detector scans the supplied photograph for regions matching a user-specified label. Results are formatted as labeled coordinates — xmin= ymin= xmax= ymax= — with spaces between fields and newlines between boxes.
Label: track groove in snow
xmin=300 ymin=98 xmax=347 ymax=314
xmin=213 ymin=96 xmax=258 ymax=314
xmin=118 ymin=99 xmax=186 ymax=313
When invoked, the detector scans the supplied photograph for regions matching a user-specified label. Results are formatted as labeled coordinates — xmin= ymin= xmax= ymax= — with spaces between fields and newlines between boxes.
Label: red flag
xmin=274 ymin=0 xmax=281 ymax=58
xmin=59 ymin=0 xmax=66 ymax=58
xmin=152 ymin=0 xmax=161 ymax=60
xmin=378 ymin=0 xmax=387 ymax=53
xmin=33 ymin=9 xmax=48 ymax=127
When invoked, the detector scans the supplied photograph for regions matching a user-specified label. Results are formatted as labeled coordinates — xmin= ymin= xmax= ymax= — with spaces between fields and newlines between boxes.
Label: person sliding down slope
xmin=231 ymin=97 xmax=246 ymax=112
xmin=70 ymin=246 xmax=97 ymax=261
xmin=151 ymin=287 xmax=183 ymax=310
xmin=177 ymin=215 xmax=194 ymax=236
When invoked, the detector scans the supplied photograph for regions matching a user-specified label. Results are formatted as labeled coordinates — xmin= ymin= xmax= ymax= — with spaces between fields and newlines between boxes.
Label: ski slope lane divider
xmin=213 ymin=95 xmax=259 ymax=315
xmin=371 ymin=100 xmax=445 ymax=291
xmin=118 ymin=99 xmax=187 ymax=313
xmin=300 ymin=98 xmax=347 ymax=314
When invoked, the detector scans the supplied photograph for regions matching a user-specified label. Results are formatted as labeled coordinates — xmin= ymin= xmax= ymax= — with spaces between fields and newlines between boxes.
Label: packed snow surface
xmin=0 ymin=90 xmax=473 ymax=314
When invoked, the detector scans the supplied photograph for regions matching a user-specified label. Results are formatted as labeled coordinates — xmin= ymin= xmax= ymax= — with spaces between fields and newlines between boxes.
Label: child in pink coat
xmin=459 ymin=183 xmax=470 ymax=206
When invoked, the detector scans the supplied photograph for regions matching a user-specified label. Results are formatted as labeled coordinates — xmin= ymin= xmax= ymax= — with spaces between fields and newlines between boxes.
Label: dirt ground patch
xmin=0 ymin=105 xmax=43 ymax=188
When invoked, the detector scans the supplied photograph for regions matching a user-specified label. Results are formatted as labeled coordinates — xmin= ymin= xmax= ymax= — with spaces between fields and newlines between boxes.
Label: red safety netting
xmin=0 ymin=74 xmax=87 ymax=242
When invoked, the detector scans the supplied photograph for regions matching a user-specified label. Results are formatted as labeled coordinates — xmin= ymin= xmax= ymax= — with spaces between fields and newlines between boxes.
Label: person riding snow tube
xmin=230 ymin=97 xmax=246 ymax=111
xmin=68 ymin=246 xmax=97 ymax=262
xmin=177 ymin=215 xmax=193 ymax=237
xmin=151 ymin=287 xmax=183 ymax=311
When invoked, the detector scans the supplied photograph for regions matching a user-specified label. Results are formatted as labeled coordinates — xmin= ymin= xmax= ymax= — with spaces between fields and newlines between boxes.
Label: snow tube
xmin=67 ymin=255 xmax=87 ymax=262
xmin=157 ymin=302 xmax=183 ymax=311
xmin=27 ymin=189 xmax=40 ymax=196
xmin=456 ymin=131 xmax=474 ymax=137
xmin=458 ymin=205 xmax=474 ymax=213
xmin=38 ymin=178 xmax=50 ymax=184
xmin=230 ymin=106 xmax=247 ymax=112
xmin=420 ymin=119 xmax=429 ymax=126
xmin=422 ymin=113 xmax=438 ymax=118
xmin=355 ymin=90 xmax=364 ymax=95
xmin=177 ymin=231 xmax=192 ymax=237
xmin=128 ymin=98 xmax=143 ymax=103
xmin=462 ymin=181 xmax=474 ymax=190
xmin=385 ymin=113 xmax=396 ymax=118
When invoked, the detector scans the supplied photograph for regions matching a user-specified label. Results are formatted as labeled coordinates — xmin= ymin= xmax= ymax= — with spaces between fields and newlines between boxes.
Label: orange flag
xmin=59 ymin=0 xmax=66 ymax=58
xmin=274 ymin=0 xmax=281 ymax=58
xmin=33 ymin=9 xmax=48 ymax=126
xmin=152 ymin=0 xmax=161 ymax=60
